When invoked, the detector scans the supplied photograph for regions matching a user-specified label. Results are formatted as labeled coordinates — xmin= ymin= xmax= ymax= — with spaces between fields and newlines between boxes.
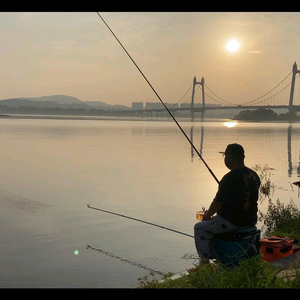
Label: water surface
xmin=0 ymin=116 xmax=299 ymax=287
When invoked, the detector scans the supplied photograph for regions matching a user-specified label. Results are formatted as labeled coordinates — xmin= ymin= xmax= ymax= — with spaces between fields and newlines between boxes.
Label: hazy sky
xmin=1 ymin=12 xmax=300 ymax=106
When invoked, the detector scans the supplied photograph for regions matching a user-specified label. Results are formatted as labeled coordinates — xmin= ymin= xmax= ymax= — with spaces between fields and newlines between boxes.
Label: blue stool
xmin=210 ymin=226 xmax=261 ymax=266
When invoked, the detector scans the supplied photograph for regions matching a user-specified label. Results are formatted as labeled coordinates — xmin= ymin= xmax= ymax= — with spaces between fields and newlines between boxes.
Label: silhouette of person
xmin=194 ymin=143 xmax=261 ymax=261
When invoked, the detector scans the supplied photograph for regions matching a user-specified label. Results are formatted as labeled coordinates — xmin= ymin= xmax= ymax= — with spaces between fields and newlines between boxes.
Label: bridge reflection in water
xmin=190 ymin=124 xmax=300 ymax=178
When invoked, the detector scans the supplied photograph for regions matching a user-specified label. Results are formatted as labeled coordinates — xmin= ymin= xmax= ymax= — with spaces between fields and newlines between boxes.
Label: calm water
xmin=0 ymin=115 xmax=299 ymax=288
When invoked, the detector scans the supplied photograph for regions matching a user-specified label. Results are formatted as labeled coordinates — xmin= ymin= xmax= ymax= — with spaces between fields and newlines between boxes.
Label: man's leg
xmin=194 ymin=215 xmax=238 ymax=259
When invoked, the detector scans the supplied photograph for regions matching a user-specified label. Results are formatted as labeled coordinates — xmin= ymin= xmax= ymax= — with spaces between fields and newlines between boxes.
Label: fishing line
xmin=86 ymin=245 xmax=166 ymax=275
xmin=96 ymin=12 xmax=219 ymax=185
xmin=87 ymin=204 xmax=194 ymax=238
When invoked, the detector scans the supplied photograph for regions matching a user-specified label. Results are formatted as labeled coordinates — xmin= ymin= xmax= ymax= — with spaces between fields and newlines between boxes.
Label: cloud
xmin=248 ymin=50 xmax=261 ymax=54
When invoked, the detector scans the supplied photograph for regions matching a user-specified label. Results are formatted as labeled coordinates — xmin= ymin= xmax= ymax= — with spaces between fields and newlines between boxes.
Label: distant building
xmin=166 ymin=103 xmax=179 ymax=109
xmin=180 ymin=103 xmax=191 ymax=108
xmin=145 ymin=102 xmax=164 ymax=109
xmin=132 ymin=102 xmax=144 ymax=110
xmin=145 ymin=102 xmax=179 ymax=109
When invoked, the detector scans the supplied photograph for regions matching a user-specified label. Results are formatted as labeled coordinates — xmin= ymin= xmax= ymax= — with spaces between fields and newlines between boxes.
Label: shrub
xmin=258 ymin=198 xmax=300 ymax=243
xmin=252 ymin=164 xmax=275 ymax=202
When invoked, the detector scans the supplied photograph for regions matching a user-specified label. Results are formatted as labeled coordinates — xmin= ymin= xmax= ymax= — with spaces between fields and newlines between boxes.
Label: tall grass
xmin=138 ymin=255 xmax=300 ymax=288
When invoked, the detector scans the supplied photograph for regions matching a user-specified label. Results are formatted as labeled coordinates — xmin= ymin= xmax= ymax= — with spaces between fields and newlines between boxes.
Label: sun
xmin=226 ymin=40 xmax=240 ymax=52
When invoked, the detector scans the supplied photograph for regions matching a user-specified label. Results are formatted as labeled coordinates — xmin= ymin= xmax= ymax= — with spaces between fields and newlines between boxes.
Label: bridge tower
xmin=191 ymin=76 xmax=205 ymax=120
xmin=289 ymin=62 xmax=300 ymax=113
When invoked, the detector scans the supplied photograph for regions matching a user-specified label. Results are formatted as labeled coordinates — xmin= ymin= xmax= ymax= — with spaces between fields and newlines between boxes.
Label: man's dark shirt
xmin=214 ymin=167 xmax=261 ymax=227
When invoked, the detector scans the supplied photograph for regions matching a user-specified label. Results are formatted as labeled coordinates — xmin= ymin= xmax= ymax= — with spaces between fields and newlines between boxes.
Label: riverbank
xmin=137 ymin=249 xmax=300 ymax=288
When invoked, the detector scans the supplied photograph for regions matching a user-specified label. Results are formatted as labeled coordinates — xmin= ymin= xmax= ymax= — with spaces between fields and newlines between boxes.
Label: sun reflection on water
xmin=223 ymin=121 xmax=238 ymax=128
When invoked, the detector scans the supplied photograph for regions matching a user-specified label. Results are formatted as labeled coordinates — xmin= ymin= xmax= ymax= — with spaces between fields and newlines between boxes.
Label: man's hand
xmin=201 ymin=199 xmax=222 ymax=221
xmin=202 ymin=212 xmax=212 ymax=221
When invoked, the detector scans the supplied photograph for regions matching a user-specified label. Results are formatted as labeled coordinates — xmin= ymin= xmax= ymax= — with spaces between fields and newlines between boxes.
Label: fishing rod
xmin=87 ymin=204 xmax=194 ymax=238
xmin=96 ymin=12 xmax=219 ymax=185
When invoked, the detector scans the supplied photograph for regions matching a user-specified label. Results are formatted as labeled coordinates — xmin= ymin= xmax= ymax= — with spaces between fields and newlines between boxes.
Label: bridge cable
xmin=183 ymin=83 xmax=235 ymax=107
xmin=181 ymin=84 xmax=201 ymax=104
xmin=241 ymin=71 xmax=292 ymax=106
xmin=175 ymin=82 xmax=193 ymax=104
xmin=181 ymin=84 xmax=233 ymax=107
xmin=204 ymin=92 xmax=227 ymax=106
xmin=204 ymin=83 xmax=237 ymax=106
xmin=195 ymin=71 xmax=292 ymax=107
xmin=247 ymin=79 xmax=293 ymax=106
xmin=204 ymin=90 xmax=235 ymax=106
xmin=95 ymin=12 xmax=219 ymax=184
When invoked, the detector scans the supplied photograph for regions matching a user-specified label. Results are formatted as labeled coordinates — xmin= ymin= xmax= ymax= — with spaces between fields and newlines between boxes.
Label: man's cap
xmin=219 ymin=143 xmax=245 ymax=159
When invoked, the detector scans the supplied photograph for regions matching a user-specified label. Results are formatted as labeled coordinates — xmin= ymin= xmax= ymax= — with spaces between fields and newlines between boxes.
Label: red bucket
xmin=259 ymin=236 xmax=294 ymax=262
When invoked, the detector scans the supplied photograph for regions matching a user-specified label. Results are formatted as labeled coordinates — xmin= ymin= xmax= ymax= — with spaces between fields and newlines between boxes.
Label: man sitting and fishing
xmin=194 ymin=143 xmax=261 ymax=262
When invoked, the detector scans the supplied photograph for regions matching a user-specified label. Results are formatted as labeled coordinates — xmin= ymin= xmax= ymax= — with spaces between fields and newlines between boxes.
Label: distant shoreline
xmin=1 ymin=112 xmax=300 ymax=123
xmin=232 ymin=108 xmax=300 ymax=122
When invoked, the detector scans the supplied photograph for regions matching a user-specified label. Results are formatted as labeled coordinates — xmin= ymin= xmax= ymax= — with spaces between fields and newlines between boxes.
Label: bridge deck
xmin=128 ymin=105 xmax=300 ymax=113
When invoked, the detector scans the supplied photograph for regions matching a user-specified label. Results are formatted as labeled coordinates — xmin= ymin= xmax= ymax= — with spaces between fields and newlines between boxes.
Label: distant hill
xmin=0 ymin=98 xmax=63 ymax=108
xmin=84 ymin=100 xmax=111 ymax=109
xmin=26 ymin=95 xmax=83 ymax=104
xmin=84 ymin=101 xmax=130 ymax=110
xmin=0 ymin=95 xmax=130 ymax=111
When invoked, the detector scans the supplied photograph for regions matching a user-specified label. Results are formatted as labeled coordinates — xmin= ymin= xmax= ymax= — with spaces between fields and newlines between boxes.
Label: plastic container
xmin=210 ymin=226 xmax=261 ymax=266
xmin=260 ymin=236 xmax=294 ymax=262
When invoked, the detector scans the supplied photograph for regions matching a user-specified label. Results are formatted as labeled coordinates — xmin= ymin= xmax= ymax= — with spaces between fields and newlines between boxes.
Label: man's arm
xmin=203 ymin=199 xmax=222 ymax=221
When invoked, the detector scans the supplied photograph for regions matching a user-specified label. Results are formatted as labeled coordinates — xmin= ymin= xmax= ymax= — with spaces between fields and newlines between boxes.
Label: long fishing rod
xmin=87 ymin=204 xmax=194 ymax=238
xmin=96 ymin=12 xmax=219 ymax=185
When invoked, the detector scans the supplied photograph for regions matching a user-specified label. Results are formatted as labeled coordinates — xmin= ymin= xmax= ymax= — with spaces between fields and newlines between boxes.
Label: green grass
xmin=138 ymin=255 xmax=300 ymax=288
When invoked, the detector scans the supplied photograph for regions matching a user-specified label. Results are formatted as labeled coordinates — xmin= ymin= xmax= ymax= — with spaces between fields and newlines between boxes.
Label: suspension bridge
xmin=129 ymin=62 xmax=300 ymax=119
